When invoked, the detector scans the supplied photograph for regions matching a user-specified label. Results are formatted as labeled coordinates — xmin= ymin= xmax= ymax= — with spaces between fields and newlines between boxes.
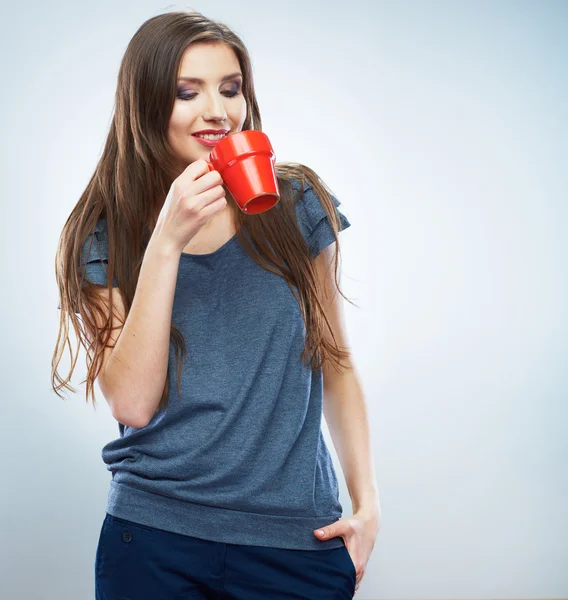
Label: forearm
xmin=323 ymin=368 xmax=381 ymax=516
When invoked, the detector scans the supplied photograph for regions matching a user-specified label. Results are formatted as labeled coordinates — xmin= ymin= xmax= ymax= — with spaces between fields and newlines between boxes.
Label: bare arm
xmin=96 ymin=238 xmax=181 ymax=428
xmin=85 ymin=159 xmax=226 ymax=428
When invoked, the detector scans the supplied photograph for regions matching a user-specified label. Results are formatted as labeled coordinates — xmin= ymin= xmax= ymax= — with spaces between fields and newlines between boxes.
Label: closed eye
xmin=177 ymin=90 xmax=241 ymax=101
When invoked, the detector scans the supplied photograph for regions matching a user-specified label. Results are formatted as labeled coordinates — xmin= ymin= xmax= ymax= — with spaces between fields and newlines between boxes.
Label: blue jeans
xmin=95 ymin=513 xmax=356 ymax=599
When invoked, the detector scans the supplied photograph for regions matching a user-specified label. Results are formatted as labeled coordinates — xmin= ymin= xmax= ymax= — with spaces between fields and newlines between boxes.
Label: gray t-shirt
xmin=78 ymin=178 xmax=351 ymax=550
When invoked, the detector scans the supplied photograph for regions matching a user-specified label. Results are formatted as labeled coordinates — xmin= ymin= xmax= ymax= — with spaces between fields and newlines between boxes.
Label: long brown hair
xmin=52 ymin=9 xmax=357 ymax=413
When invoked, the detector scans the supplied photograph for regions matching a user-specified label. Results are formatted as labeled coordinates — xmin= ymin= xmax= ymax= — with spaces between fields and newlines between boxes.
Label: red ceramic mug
xmin=205 ymin=130 xmax=280 ymax=214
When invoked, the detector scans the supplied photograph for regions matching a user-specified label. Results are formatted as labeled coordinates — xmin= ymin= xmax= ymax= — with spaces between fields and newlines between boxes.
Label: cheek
xmin=169 ymin=102 xmax=197 ymax=130
xmin=231 ymin=99 xmax=247 ymax=124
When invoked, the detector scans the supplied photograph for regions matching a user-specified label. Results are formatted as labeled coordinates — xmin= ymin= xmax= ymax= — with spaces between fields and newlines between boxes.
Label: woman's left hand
xmin=314 ymin=509 xmax=380 ymax=594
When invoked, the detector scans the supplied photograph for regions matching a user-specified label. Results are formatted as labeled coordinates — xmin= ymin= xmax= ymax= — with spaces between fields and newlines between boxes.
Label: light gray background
xmin=1 ymin=1 xmax=566 ymax=598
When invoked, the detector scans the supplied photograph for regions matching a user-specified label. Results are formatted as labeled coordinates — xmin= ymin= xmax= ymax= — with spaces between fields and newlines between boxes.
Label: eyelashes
xmin=176 ymin=88 xmax=242 ymax=102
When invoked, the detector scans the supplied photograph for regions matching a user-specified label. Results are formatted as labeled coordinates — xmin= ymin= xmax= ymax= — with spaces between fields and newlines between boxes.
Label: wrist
xmin=351 ymin=489 xmax=381 ymax=518
xmin=354 ymin=503 xmax=381 ymax=519
xmin=146 ymin=232 xmax=182 ymax=262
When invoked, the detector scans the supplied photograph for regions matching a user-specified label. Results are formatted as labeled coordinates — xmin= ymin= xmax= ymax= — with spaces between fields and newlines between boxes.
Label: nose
xmin=204 ymin=92 xmax=227 ymax=122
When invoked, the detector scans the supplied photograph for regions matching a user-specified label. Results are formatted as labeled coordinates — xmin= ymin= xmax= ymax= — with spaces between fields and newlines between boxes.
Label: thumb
xmin=314 ymin=519 xmax=345 ymax=541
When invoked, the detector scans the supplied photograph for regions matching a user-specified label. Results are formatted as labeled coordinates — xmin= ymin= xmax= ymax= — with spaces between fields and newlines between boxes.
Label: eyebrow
xmin=177 ymin=72 xmax=243 ymax=83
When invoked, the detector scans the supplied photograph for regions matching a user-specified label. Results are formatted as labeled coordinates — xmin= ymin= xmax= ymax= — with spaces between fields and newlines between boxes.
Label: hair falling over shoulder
xmin=52 ymin=9 xmax=357 ymax=414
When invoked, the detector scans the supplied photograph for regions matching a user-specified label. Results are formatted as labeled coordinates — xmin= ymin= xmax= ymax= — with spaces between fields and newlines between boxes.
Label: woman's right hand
xmin=152 ymin=159 xmax=227 ymax=255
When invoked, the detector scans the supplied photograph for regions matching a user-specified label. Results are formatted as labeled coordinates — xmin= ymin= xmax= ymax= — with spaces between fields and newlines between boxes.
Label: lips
xmin=192 ymin=129 xmax=230 ymax=136
xmin=192 ymin=133 xmax=227 ymax=147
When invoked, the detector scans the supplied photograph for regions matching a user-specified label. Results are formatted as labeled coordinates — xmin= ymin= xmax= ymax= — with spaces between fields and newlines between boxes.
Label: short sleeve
xmin=79 ymin=217 xmax=119 ymax=288
xmin=292 ymin=179 xmax=352 ymax=259
xmin=56 ymin=217 xmax=118 ymax=311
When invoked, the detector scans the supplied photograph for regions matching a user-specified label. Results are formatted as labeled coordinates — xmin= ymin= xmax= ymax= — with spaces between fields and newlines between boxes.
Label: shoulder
xmin=284 ymin=176 xmax=351 ymax=259
xmin=80 ymin=216 xmax=118 ymax=287
xmin=81 ymin=216 xmax=109 ymax=264
xmin=291 ymin=178 xmax=343 ymax=219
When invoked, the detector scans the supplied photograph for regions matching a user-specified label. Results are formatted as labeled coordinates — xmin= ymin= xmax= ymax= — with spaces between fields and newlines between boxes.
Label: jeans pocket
xmin=109 ymin=515 xmax=155 ymax=535
xmin=342 ymin=545 xmax=357 ymax=590
xmin=95 ymin=513 xmax=153 ymax=580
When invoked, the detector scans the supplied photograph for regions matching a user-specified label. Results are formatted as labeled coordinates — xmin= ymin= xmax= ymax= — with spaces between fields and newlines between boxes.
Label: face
xmin=168 ymin=42 xmax=247 ymax=170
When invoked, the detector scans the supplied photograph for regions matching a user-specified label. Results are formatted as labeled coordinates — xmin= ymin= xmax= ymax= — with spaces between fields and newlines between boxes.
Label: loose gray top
xmin=77 ymin=178 xmax=352 ymax=550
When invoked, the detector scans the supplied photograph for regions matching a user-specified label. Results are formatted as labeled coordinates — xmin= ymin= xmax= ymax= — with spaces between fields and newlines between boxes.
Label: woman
xmin=53 ymin=9 xmax=380 ymax=599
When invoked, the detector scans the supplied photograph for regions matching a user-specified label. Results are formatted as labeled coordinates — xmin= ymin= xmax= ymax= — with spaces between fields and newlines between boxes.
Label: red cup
xmin=206 ymin=130 xmax=280 ymax=214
